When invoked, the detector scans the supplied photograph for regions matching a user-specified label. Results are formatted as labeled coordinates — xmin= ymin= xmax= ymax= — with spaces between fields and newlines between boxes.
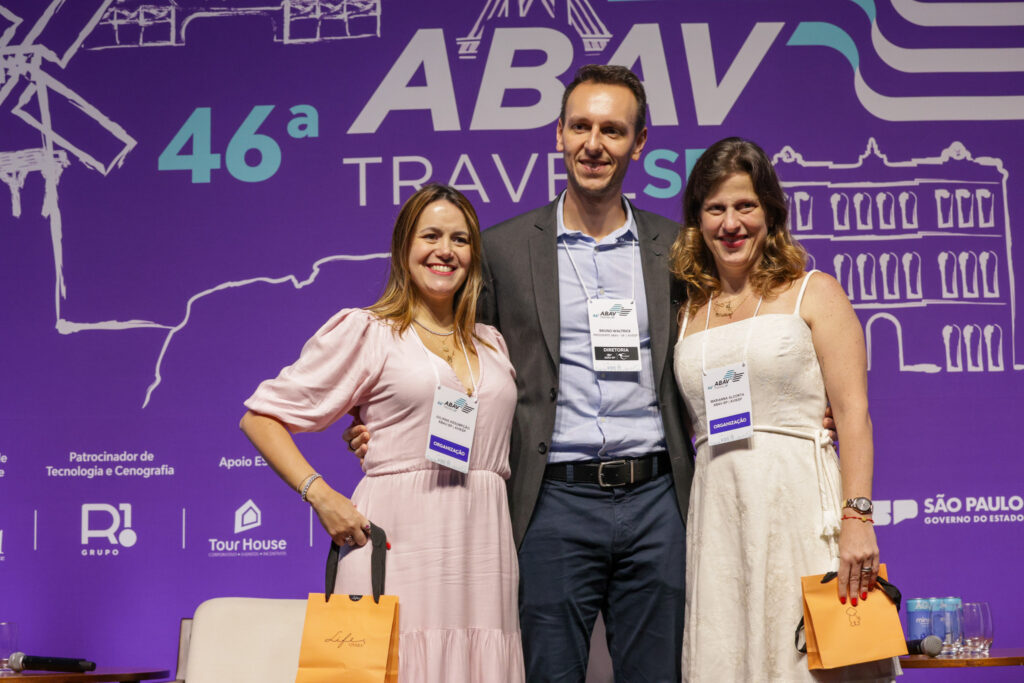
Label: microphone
xmin=9 ymin=652 xmax=97 ymax=673
xmin=906 ymin=635 xmax=943 ymax=657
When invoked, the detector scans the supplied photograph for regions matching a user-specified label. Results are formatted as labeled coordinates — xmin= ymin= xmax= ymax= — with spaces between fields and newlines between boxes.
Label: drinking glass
xmin=0 ymin=621 xmax=17 ymax=675
xmin=940 ymin=597 xmax=962 ymax=654
xmin=978 ymin=601 xmax=993 ymax=654
xmin=962 ymin=602 xmax=984 ymax=653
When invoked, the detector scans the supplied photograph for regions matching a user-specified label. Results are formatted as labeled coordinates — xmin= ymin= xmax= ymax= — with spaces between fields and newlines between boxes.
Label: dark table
xmin=0 ymin=669 xmax=170 ymax=682
xmin=900 ymin=648 xmax=1024 ymax=668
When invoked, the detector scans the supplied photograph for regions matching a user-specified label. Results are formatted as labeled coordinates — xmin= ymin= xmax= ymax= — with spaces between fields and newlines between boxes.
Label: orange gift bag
xmin=797 ymin=564 xmax=908 ymax=670
xmin=295 ymin=523 xmax=399 ymax=683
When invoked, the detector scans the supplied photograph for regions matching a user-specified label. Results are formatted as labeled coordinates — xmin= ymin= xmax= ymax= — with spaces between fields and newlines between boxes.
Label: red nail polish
xmin=851 ymin=597 xmax=858 ymax=606
xmin=861 ymin=592 xmax=867 ymax=600
xmin=839 ymin=596 xmax=846 ymax=605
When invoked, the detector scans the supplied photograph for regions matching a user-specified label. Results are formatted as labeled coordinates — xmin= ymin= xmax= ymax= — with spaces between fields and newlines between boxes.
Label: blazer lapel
xmin=529 ymin=203 xmax=560 ymax=369
xmin=636 ymin=209 xmax=673 ymax=388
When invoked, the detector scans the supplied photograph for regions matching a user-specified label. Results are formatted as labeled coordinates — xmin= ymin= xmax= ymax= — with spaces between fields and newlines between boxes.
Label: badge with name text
xmin=425 ymin=384 xmax=477 ymax=473
xmin=587 ymin=299 xmax=642 ymax=372
xmin=703 ymin=362 xmax=753 ymax=445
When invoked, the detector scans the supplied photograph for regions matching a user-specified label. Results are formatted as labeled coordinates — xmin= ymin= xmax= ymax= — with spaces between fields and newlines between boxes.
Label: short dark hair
xmin=559 ymin=64 xmax=647 ymax=134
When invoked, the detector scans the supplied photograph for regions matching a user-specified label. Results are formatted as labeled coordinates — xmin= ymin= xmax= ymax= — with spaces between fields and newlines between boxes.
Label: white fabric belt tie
xmin=695 ymin=425 xmax=841 ymax=561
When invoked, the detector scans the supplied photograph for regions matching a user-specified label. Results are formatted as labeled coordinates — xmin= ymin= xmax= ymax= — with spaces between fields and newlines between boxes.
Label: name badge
xmin=587 ymin=299 xmax=642 ymax=372
xmin=424 ymin=384 xmax=477 ymax=473
xmin=702 ymin=362 xmax=753 ymax=445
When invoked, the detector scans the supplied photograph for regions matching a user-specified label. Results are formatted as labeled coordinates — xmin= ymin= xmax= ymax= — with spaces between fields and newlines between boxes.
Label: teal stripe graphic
xmin=787 ymin=22 xmax=861 ymax=70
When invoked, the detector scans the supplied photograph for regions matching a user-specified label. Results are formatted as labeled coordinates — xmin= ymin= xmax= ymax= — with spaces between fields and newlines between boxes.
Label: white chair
xmin=181 ymin=597 xmax=308 ymax=683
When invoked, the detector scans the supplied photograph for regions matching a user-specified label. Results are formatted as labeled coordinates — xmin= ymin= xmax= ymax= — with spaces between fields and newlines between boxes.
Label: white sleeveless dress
xmin=674 ymin=271 xmax=898 ymax=682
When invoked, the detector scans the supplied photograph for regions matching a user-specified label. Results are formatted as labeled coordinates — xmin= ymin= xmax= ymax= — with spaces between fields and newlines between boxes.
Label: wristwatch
xmin=843 ymin=497 xmax=873 ymax=515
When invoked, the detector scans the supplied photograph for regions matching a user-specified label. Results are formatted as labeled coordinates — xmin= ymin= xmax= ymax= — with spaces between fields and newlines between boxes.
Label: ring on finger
xmin=344 ymin=535 xmax=355 ymax=546
xmin=859 ymin=567 xmax=873 ymax=573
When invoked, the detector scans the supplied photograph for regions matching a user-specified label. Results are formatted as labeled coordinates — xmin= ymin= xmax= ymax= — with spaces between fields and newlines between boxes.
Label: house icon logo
xmin=234 ymin=499 xmax=262 ymax=534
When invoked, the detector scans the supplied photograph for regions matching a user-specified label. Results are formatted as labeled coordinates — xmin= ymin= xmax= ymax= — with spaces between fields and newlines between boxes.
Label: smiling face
xmin=699 ymin=173 xmax=768 ymax=277
xmin=556 ymin=81 xmax=647 ymax=202
xmin=406 ymin=199 xmax=472 ymax=310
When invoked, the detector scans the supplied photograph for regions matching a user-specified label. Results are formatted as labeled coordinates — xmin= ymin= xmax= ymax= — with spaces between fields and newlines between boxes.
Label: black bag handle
xmin=794 ymin=572 xmax=902 ymax=654
xmin=323 ymin=522 xmax=388 ymax=604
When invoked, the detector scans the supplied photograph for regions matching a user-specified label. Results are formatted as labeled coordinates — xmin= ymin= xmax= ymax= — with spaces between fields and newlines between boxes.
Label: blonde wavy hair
xmin=670 ymin=137 xmax=807 ymax=317
xmin=366 ymin=184 xmax=490 ymax=349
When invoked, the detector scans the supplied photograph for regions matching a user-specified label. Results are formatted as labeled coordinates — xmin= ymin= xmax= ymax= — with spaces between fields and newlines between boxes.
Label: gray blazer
xmin=479 ymin=198 xmax=695 ymax=547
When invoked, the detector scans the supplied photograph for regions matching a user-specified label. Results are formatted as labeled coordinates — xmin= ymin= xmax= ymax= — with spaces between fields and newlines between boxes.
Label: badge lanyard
xmin=700 ymin=294 xmax=763 ymax=446
xmin=417 ymin=330 xmax=479 ymax=473
xmin=562 ymin=238 xmax=643 ymax=372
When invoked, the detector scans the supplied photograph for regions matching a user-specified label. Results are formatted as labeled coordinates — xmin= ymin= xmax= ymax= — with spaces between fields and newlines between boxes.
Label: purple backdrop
xmin=1 ymin=1 xmax=1022 ymax=680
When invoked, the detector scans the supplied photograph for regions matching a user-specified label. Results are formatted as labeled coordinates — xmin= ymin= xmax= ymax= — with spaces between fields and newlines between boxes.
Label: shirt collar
xmin=556 ymin=191 xmax=638 ymax=243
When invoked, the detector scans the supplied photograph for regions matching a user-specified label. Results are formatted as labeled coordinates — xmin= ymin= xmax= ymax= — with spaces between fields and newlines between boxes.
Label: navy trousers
xmin=518 ymin=471 xmax=686 ymax=682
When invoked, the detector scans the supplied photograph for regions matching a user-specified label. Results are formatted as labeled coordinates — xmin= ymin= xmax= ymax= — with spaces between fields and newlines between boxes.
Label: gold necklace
xmin=413 ymin=318 xmax=456 ymax=366
xmin=712 ymin=291 xmax=750 ymax=318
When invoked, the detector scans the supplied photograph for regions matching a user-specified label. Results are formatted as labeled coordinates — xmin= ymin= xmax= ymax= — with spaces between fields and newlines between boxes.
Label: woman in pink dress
xmin=240 ymin=184 xmax=524 ymax=682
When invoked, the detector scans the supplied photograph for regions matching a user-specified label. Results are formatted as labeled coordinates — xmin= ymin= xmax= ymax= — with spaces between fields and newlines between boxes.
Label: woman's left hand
xmin=837 ymin=517 xmax=879 ymax=605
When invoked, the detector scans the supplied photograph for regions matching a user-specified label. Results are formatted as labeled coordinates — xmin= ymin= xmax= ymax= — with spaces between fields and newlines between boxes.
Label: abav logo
xmin=81 ymin=503 xmax=137 ymax=556
xmin=593 ymin=303 xmax=633 ymax=318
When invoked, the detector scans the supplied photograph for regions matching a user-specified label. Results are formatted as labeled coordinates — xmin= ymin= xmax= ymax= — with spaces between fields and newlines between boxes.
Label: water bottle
xmin=906 ymin=598 xmax=932 ymax=641
xmin=928 ymin=597 xmax=945 ymax=641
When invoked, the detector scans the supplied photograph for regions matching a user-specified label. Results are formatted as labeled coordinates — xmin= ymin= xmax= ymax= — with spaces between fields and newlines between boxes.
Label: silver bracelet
xmin=299 ymin=473 xmax=322 ymax=502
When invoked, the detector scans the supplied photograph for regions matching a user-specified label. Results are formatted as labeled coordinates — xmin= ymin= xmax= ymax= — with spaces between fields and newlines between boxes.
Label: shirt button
xmin=549 ymin=388 xmax=557 ymax=401
xmin=538 ymin=442 xmax=548 ymax=454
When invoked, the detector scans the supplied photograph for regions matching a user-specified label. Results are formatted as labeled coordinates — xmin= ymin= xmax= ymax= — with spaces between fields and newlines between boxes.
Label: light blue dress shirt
xmin=548 ymin=193 xmax=668 ymax=463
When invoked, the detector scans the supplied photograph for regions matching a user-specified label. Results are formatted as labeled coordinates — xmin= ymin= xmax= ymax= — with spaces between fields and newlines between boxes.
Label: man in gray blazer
xmin=478 ymin=65 xmax=692 ymax=682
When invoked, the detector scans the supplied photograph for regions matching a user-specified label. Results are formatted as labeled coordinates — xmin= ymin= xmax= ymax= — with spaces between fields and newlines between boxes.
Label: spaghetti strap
xmin=794 ymin=269 xmax=818 ymax=315
xmin=680 ymin=303 xmax=692 ymax=340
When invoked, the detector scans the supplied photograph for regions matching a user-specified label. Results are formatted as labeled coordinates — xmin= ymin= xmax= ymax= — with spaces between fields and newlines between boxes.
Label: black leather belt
xmin=543 ymin=452 xmax=671 ymax=488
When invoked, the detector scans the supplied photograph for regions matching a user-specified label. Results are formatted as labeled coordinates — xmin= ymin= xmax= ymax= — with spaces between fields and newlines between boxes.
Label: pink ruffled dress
xmin=245 ymin=308 xmax=524 ymax=682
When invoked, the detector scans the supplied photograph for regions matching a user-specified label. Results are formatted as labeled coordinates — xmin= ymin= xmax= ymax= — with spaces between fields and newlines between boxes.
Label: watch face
xmin=848 ymin=497 xmax=872 ymax=513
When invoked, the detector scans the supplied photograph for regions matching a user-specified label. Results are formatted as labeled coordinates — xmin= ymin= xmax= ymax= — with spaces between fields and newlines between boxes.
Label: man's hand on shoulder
xmin=343 ymin=418 xmax=370 ymax=461
xmin=823 ymin=404 xmax=838 ymax=444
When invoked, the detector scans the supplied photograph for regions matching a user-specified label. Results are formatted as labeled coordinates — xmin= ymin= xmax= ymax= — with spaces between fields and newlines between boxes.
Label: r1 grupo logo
xmin=81 ymin=503 xmax=137 ymax=555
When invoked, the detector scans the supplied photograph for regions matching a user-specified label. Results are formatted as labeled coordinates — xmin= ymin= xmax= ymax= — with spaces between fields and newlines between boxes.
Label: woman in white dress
xmin=670 ymin=138 xmax=896 ymax=681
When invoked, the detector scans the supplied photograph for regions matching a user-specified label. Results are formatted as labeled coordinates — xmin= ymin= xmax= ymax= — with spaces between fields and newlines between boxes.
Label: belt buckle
xmin=597 ymin=459 xmax=632 ymax=488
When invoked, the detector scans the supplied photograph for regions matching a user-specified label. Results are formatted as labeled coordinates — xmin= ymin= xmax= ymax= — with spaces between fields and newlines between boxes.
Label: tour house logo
xmin=207 ymin=499 xmax=288 ymax=558
xmin=234 ymin=498 xmax=261 ymax=533
xmin=81 ymin=503 xmax=137 ymax=556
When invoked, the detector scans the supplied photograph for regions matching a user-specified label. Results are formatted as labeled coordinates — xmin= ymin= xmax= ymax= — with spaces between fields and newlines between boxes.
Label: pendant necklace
xmin=413 ymin=318 xmax=456 ymax=367
xmin=712 ymin=291 xmax=750 ymax=318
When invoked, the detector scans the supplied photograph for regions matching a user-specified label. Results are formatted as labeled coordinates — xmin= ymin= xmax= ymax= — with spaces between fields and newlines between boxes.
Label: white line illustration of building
xmin=85 ymin=0 xmax=381 ymax=48
xmin=774 ymin=138 xmax=1020 ymax=373
xmin=0 ymin=0 xmax=161 ymax=333
xmin=456 ymin=0 xmax=610 ymax=59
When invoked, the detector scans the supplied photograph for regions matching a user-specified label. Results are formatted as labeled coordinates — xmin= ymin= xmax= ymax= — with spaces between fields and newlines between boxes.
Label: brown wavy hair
xmin=366 ymin=184 xmax=490 ymax=349
xmin=670 ymin=137 xmax=806 ymax=316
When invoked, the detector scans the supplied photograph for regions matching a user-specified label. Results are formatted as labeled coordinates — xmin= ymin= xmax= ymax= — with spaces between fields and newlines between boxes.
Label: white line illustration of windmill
xmin=457 ymin=0 xmax=611 ymax=59
xmin=0 ymin=0 xmax=162 ymax=334
xmin=84 ymin=0 xmax=381 ymax=49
